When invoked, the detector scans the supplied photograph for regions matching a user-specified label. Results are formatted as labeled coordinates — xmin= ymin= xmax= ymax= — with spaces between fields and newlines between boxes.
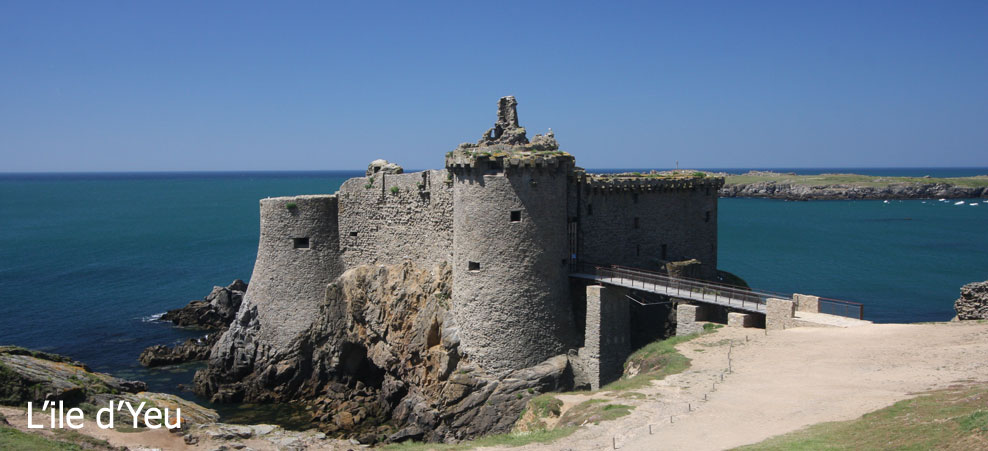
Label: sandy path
xmin=0 ymin=405 xmax=191 ymax=450
xmin=495 ymin=321 xmax=988 ymax=451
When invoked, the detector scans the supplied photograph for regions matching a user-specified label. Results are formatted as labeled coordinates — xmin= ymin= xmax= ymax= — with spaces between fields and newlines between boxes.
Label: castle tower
xmin=446 ymin=97 xmax=576 ymax=375
xmin=215 ymin=195 xmax=345 ymax=369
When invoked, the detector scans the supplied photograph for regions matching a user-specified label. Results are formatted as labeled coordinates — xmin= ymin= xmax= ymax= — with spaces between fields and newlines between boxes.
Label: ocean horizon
xmin=3 ymin=166 xmax=988 ymax=179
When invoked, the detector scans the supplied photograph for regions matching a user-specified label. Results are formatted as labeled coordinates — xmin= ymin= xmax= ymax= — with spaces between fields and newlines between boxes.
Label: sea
xmin=1 ymin=168 xmax=986 ymax=403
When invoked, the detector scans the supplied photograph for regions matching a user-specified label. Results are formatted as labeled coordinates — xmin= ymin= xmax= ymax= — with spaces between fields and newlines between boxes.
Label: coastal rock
xmin=954 ymin=281 xmax=988 ymax=320
xmin=0 ymin=346 xmax=219 ymax=431
xmin=185 ymin=422 xmax=332 ymax=450
xmin=139 ymin=333 xmax=221 ymax=367
xmin=195 ymin=262 xmax=572 ymax=443
xmin=366 ymin=159 xmax=404 ymax=177
xmin=161 ymin=280 xmax=247 ymax=330
xmin=0 ymin=346 xmax=144 ymax=405
xmin=140 ymin=280 xmax=247 ymax=368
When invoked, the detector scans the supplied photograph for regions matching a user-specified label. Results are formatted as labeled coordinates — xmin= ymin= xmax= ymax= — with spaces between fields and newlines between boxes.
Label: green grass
xmin=0 ymin=423 xmax=121 ymax=451
xmin=601 ymin=328 xmax=716 ymax=391
xmin=390 ymin=186 xmax=401 ymax=195
xmin=725 ymin=172 xmax=988 ymax=189
xmin=0 ymin=427 xmax=83 ymax=451
xmin=556 ymin=399 xmax=633 ymax=427
xmin=526 ymin=394 xmax=563 ymax=419
xmin=735 ymin=384 xmax=988 ymax=450
xmin=285 ymin=201 xmax=297 ymax=210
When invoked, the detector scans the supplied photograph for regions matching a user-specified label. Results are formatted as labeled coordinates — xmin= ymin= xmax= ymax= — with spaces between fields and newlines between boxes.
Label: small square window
xmin=587 ymin=204 xmax=593 ymax=216
xmin=510 ymin=210 xmax=522 ymax=222
xmin=705 ymin=211 xmax=711 ymax=223
xmin=293 ymin=237 xmax=310 ymax=249
xmin=632 ymin=193 xmax=639 ymax=204
xmin=468 ymin=261 xmax=481 ymax=271
xmin=633 ymin=217 xmax=640 ymax=229
xmin=349 ymin=231 xmax=358 ymax=237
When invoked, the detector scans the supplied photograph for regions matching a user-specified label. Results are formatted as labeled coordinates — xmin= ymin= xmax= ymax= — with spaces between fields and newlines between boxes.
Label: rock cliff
xmin=954 ymin=280 xmax=988 ymax=320
xmin=195 ymin=262 xmax=572 ymax=444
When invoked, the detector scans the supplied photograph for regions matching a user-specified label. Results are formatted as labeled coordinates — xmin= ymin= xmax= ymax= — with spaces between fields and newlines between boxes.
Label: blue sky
xmin=1 ymin=1 xmax=987 ymax=172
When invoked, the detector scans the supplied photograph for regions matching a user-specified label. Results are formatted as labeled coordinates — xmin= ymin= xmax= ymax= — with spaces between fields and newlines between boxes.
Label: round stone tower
xmin=224 ymin=195 xmax=345 ymax=362
xmin=446 ymin=97 xmax=576 ymax=375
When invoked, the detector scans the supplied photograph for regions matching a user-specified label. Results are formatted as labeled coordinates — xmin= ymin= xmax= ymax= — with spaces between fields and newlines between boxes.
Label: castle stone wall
xmin=338 ymin=170 xmax=454 ymax=268
xmin=451 ymin=166 xmax=576 ymax=376
xmin=577 ymin=182 xmax=720 ymax=279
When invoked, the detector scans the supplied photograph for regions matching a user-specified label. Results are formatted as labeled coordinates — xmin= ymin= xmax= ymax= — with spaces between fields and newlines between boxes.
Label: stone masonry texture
xmin=579 ymin=285 xmax=630 ymax=389
xmin=451 ymin=164 xmax=576 ymax=376
xmin=766 ymin=297 xmax=796 ymax=331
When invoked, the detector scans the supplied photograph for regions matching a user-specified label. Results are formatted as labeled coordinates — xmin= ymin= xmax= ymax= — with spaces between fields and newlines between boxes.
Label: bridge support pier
xmin=572 ymin=285 xmax=630 ymax=390
xmin=727 ymin=312 xmax=755 ymax=328
xmin=794 ymin=293 xmax=820 ymax=313
xmin=766 ymin=297 xmax=796 ymax=330
xmin=676 ymin=303 xmax=713 ymax=336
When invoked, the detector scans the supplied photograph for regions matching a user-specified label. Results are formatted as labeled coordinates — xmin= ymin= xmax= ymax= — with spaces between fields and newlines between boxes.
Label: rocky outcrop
xmin=0 ymin=346 xmax=146 ymax=406
xmin=160 ymin=280 xmax=247 ymax=330
xmin=139 ymin=333 xmax=221 ymax=367
xmin=0 ymin=346 xmax=219 ymax=430
xmin=140 ymin=281 xmax=246 ymax=368
xmin=954 ymin=281 xmax=988 ymax=320
xmin=195 ymin=262 xmax=572 ymax=444
xmin=720 ymin=182 xmax=987 ymax=200
xmin=183 ymin=422 xmax=333 ymax=449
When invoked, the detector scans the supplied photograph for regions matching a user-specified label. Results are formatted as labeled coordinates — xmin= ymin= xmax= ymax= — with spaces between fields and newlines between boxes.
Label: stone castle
xmin=225 ymin=96 xmax=721 ymax=381
xmin=197 ymin=97 xmax=725 ymax=440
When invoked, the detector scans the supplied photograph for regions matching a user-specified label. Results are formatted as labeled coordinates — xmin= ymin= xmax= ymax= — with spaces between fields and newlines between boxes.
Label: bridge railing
xmin=607 ymin=264 xmax=794 ymax=299
xmin=818 ymin=297 xmax=864 ymax=320
xmin=572 ymin=262 xmax=783 ymax=311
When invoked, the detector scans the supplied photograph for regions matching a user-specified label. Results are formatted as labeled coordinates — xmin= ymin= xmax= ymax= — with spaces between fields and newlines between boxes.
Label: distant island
xmin=718 ymin=171 xmax=988 ymax=200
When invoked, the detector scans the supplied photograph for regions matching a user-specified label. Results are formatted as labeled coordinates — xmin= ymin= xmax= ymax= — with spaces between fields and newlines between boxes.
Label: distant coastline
xmin=718 ymin=171 xmax=988 ymax=200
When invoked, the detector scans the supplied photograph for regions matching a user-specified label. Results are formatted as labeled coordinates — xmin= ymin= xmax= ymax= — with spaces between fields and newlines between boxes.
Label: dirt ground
xmin=496 ymin=321 xmax=988 ymax=451
xmin=5 ymin=321 xmax=987 ymax=450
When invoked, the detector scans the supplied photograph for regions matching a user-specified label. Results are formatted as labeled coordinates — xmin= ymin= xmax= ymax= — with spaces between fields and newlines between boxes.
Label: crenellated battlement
xmin=577 ymin=172 xmax=725 ymax=194
xmin=445 ymin=149 xmax=575 ymax=173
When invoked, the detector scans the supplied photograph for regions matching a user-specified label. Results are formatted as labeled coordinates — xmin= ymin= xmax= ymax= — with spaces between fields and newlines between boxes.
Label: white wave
xmin=954 ymin=201 xmax=965 ymax=205
xmin=142 ymin=312 xmax=166 ymax=322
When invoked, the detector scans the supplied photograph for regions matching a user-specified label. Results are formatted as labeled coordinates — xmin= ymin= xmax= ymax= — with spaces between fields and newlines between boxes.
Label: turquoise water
xmin=0 ymin=172 xmax=354 ymax=394
xmin=1 ymin=171 xmax=986 ymax=393
xmin=718 ymin=198 xmax=988 ymax=322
